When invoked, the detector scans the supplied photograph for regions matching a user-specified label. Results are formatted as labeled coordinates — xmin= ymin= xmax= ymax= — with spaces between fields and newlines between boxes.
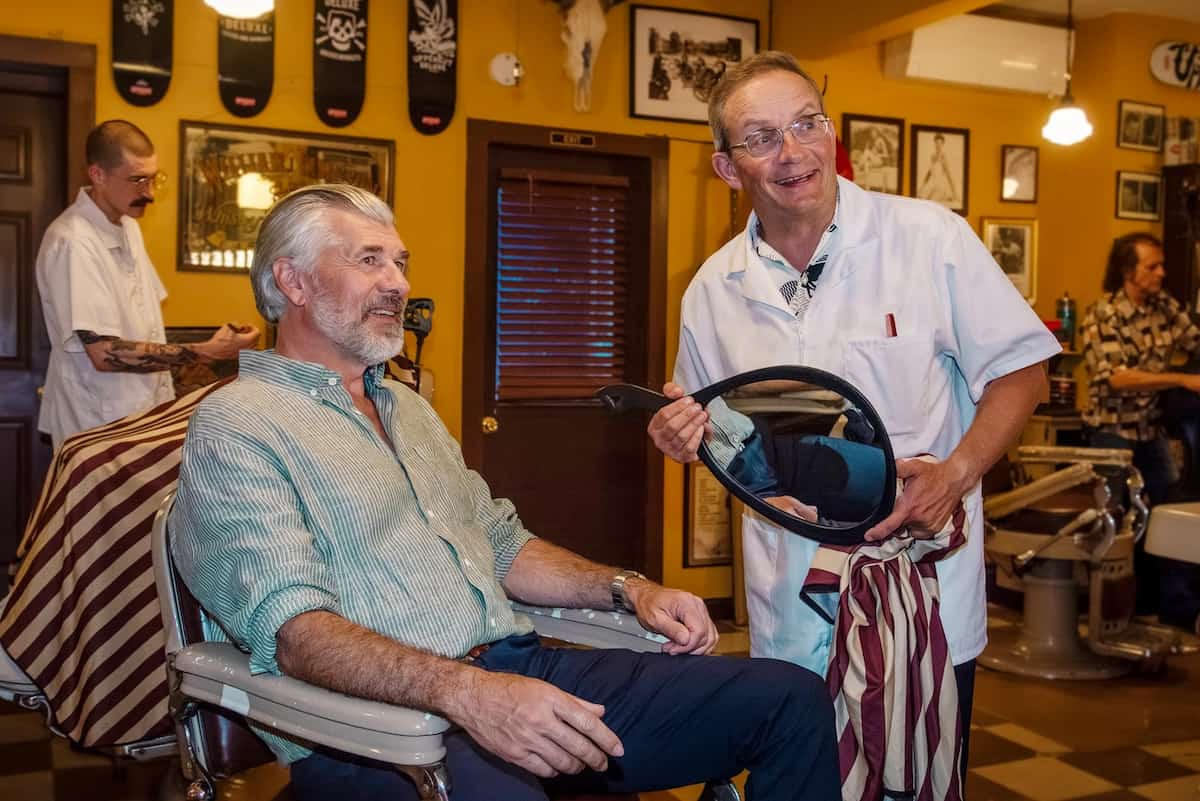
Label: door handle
xmin=36 ymin=386 xmax=44 ymax=398
xmin=481 ymin=415 xmax=499 ymax=434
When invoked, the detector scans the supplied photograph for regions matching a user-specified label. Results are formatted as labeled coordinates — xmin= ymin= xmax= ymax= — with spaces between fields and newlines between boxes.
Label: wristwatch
xmin=610 ymin=569 xmax=645 ymax=614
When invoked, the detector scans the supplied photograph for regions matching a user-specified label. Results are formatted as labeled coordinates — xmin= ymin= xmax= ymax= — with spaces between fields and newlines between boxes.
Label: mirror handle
xmin=595 ymin=383 xmax=671 ymax=414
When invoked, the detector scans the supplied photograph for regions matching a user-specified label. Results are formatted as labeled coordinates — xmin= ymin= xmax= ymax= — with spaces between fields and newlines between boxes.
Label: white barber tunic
xmin=36 ymin=188 xmax=174 ymax=447
xmin=674 ymin=177 xmax=1060 ymax=672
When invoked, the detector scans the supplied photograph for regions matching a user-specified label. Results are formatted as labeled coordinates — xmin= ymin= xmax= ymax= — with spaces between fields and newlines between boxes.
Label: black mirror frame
xmin=689 ymin=365 xmax=897 ymax=546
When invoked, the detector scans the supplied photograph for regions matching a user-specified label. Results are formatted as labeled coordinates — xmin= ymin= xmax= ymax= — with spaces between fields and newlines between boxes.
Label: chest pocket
xmin=843 ymin=333 xmax=938 ymax=439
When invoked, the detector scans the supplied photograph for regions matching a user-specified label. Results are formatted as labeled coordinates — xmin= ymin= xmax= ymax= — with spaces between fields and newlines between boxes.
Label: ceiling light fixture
xmin=204 ymin=0 xmax=273 ymax=19
xmin=1042 ymin=0 xmax=1093 ymax=146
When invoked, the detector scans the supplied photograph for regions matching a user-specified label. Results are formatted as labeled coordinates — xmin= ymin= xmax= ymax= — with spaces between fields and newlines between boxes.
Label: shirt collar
xmin=75 ymin=187 xmax=128 ymax=250
xmin=746 ymin=192 xmax=841 ymax=274
xmin=237 ymin=349 xmax=387 ymax=395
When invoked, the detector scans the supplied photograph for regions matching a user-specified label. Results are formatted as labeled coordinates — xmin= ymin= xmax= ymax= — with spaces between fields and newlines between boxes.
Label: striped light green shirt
xmin=170 ymin=349 xmax=535 ymax=763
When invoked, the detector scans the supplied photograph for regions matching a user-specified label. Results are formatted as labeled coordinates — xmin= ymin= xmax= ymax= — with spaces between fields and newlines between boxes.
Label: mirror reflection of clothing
xmin=673 ymin=177 xmax=1061 ymax=674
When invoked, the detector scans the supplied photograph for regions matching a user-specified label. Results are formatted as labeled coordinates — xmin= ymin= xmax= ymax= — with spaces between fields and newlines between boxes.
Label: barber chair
xmin=982 ymin=446 xmax=1184 ymax=679
xmin=150 ymin=494 xmax=740 ymax=801
xmin=1147 ymin=503 xmax=1200 ymax=632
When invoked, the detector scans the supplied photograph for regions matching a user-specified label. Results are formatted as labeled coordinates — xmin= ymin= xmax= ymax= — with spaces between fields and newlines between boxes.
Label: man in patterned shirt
xmin=172 ymin=184 xmax=839 ymax=801
xmin=1081 ymin=232 xmax=1200 ymax=503
xmin=1081 ymin=232 xmax=1200 ymax=616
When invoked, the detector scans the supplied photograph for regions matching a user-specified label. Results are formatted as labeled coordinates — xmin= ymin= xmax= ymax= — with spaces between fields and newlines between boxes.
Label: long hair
xmin=1102 ymin=232 xmax=1161 ymax=293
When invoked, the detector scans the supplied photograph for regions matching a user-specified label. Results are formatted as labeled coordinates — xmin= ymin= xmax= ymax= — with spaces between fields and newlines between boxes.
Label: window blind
xmin=495 ymin=168 xmax=631 ymax=401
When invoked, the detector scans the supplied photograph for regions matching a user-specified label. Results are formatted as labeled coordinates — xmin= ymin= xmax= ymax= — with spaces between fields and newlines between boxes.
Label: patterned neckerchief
xmin=749 ymin=201 xmax=840 ymax=321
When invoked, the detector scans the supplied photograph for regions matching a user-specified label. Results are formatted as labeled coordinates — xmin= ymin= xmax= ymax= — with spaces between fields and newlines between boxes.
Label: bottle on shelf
xmin=1056 ymin=291 xmax=1077 ymax=350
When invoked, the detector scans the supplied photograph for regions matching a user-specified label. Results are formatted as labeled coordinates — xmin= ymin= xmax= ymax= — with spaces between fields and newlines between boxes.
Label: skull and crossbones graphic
xmin=315 ymin=9 xmax=366 ymax=52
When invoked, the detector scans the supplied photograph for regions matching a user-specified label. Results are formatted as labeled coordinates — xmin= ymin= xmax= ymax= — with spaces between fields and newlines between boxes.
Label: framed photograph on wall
xmin=1115 ymin=170 xmax=1163 ymax=220
xmin=980 ymin=217 xmax=1038 ymax=302
xmin=629 ymin=5 xmax=759 ymax=124
xmin=683 ymin=461 xmax=732 ymax=567
xmin=1000 ymin=144 xmax=1038 ymax=203
xmin=842 ymin=114 xmax=904 ymax=195
xmin=1117 ymin=100 xmax=1165 ymax=152
xmin=178 ymin=120 xmax=393 ymax=273
xmin=911 ymin=124 xmax=970 ymax=215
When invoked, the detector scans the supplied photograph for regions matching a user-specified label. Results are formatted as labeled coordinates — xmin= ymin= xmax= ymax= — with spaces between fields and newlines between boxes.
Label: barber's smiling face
xmin=711 ymin=70 xmax=836 ymax=224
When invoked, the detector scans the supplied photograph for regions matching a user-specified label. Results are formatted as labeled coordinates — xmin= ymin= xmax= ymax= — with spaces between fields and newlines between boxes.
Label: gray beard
xmin=310 ymin=291 xmax=405 ymax=367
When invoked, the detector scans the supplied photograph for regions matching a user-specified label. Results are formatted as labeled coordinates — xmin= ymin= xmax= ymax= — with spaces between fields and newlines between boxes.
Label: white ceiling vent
xmin=883 ymin=14 xmax=1070 ymax=96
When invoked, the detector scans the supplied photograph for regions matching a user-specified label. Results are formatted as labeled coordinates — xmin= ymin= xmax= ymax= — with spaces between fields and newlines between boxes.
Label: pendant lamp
xmin=1042 ymin=0 xmax=1093 ymax=146
xmin=204 ymin=0 xmax=273 ymax=19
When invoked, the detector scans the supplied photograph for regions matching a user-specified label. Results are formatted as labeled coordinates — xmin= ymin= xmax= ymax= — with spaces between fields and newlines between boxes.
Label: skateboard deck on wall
xmin=218 ymin=11 xmax=275 ymax=117
xmin=407 ymin=0 xmax=458 ymax=135
xmin=112 ymin=0 xmax=173 ymax=106
xmin=314 ymin=0 xmax=369 ymax=127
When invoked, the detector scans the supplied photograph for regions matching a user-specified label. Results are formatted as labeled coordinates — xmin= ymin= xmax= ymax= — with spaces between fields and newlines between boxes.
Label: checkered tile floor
xmin=2 ymin=607 xmax=1198 ymax=801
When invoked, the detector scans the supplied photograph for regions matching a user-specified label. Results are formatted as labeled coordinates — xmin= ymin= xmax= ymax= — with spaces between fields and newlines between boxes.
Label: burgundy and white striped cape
xmin=802 ymin=473 xmax=967 ymax=801
xmin=0 ymin=381 xmax=229 ymax=747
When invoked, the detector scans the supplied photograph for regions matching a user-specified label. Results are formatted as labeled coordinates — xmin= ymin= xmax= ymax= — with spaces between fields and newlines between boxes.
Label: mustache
xmin=130 ymin=197 xmax=154 ymax=207
xmin=362 ymin=293 xmax=406 ymax=317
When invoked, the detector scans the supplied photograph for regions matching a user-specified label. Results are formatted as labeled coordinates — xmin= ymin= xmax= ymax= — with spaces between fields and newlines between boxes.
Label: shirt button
xmin=309 ymin=389 xmax=318 ymax=397
xmin=463 ymin=558 xmax=471 ymax=567
xmin=354 ymin=409 xmax=363 ymax=416
xmin=489 ymin=617 xmax=497 ymax=627
xmin=327 ymin=377 xmax=337 ymax=385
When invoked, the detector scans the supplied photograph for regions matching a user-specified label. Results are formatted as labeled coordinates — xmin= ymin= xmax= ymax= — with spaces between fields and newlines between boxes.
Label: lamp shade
xmin=204 ymin=0 xmax=273 ymax=18
xmin=1042 ymin=100 xmax=1093 ymax=146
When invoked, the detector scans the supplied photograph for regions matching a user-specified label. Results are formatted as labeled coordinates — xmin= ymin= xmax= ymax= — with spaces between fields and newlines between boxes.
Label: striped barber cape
xmin=0 ymin=380 xmax=230 ymax=747
xmin=802 ymin=471 xmax=967 ymax=801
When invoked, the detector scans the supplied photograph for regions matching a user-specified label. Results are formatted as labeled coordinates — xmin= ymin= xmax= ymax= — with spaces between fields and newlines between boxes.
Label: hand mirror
xmin=598 ymin=366 xmax=896 ymax=546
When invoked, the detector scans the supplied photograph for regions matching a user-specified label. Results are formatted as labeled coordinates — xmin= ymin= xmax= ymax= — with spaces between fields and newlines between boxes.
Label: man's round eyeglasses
xmin=127 ymin=172 xmax=168 ymax=191
xmin=727 ymin=115 xmax=833 ymax=158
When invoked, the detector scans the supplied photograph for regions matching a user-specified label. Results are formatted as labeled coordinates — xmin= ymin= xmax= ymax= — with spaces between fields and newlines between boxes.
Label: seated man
xmin=170 ymin=184 xmax=839 ymax=801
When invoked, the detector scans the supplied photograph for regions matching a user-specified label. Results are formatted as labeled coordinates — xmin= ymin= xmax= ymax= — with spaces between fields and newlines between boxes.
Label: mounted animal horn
xmin=549 ymin=0 xmax=625 ymax=112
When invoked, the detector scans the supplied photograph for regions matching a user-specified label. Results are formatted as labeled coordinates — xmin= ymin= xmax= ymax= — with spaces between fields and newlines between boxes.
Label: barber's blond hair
xmin=707 ymin=51 xmax=824 ymax=152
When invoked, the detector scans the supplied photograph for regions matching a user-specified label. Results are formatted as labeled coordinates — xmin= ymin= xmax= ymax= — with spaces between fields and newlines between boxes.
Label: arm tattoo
xmin=75 ymin=329 xmax=201 ymax=373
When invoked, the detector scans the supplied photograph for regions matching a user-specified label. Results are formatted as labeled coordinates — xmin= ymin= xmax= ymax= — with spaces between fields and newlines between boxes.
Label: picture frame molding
xmin=1000 ymin=144 xmax=1039 ymax=204
xmin=842 ymin=113 xmax=906 ymax=196
xmin=628 ymin=4 xmax=760 ymax=125
xmin=177 ymin=119 xmax=394 ymax=274
xmin=910 ymin=123 xmax=970 ymax=216
xmin=1114 ymin=169 xmax=1163 ymax=221
xmin=683 ymin=460 xmax=732 ymax=568
xmin=1116 ymin=99 xmax=1166 ymax=152
xmin=980 ymin=216 xmax=1039 ymax=304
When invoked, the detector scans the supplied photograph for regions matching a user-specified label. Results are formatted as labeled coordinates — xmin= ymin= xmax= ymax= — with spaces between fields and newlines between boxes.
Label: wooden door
xmin=0 ymin=76 xmax=65 ymax=585
xmin=463 ymin=122 xmax=668 ymax=577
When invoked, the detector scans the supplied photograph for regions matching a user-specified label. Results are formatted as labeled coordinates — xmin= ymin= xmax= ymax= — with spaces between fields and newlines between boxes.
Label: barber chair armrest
xmin=513 ymin=604 xmax=670 ymax=653
xmin=984 ymin=463 xmax=1097 ymax=520
xmin=1016 ymin=446 xmax=1134 ymax=468
xmin=171 ymin=642 xmax=450 ymax=765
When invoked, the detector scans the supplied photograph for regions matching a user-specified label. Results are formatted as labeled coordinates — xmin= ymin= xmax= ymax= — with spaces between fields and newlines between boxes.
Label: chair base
xmin=981 ymin=570 xmax=1132 ymax=680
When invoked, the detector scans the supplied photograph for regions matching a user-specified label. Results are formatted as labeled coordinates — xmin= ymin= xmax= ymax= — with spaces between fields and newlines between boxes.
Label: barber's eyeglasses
xmin=127 ymin=172 xmax=167 ymax=191
xmin=728 ymin=114 xmax=833 ymax=158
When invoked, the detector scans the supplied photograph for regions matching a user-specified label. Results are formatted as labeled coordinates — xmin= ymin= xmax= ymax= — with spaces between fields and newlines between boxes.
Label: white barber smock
xmin=674 ymin=177 xmax=1060 ymax=672
xmin=36 ymin=188 xmax=174 ymax=447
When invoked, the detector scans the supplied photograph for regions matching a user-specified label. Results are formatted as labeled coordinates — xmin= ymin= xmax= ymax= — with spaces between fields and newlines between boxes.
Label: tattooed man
xmin=35 ymin=120 xmax=259 ymax=447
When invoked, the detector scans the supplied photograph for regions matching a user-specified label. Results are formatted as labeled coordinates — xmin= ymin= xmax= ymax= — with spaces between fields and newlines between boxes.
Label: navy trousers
xmin=291 ymin=633 xmax=840 ymax=801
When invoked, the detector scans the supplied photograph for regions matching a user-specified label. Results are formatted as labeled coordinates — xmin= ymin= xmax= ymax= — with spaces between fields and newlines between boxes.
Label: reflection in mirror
xmin=703 ymin=380 xmax=887 ymax=530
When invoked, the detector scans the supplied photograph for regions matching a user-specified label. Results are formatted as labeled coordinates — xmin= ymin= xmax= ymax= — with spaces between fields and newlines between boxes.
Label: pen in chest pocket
xmin=885 ymin=313 xmax=898 ymax=338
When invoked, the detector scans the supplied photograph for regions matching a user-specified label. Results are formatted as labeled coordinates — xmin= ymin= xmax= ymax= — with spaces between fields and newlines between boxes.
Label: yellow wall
xmin=5 ymin=2 xmax=1200 ymax=599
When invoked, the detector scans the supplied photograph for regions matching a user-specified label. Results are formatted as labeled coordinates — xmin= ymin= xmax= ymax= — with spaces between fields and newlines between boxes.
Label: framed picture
xmin=683 ymin=461 xmax=732 ymax=567
xmin=629 ymin=5 xmax=759 ymax=124
xmin=178 ymin=120 xmax=394 ymax=273
xmin=1000 ymin=145 xmax=1038 ymax=203
xmin=1115 ymin=171 xmax=1163 ymax=221
xmin=980 ymin=217 xmax=1038 ymax=303
xmin=842 ymin=114 xmax=904 ymax=195
xmin=911 ymin=124 xmax=970 ymax=215
xmin=1117 ymin=100 xmax=1165 ymax=152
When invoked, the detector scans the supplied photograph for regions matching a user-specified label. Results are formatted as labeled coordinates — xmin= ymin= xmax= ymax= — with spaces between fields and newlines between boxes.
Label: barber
xmin=35 ymin=120 xmax=259 ymax=448
xmin=1080 ymin=232 xmax=1200 ymax=615
xmin=647 ymin=51 xmax=1060 ymax=774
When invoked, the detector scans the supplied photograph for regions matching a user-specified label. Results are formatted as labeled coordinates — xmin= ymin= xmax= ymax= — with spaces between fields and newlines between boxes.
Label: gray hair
xmin=250 ymin=183 xmax=395 ymax=322
xmin=707 ymin=51 xmax=825 ymax=152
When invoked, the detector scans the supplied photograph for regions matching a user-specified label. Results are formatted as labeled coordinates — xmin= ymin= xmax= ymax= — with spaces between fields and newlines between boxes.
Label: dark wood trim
xmin=704 ymin=596 xmax=734 ymax=623
xmin=0 ymin=34 xmax=96 ymax=199
xmin=462 ymin=119 xmax=669 ymax=581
